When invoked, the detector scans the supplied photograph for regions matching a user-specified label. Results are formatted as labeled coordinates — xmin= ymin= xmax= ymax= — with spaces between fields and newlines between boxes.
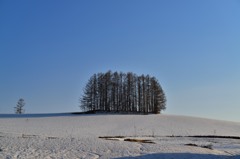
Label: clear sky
xmin=0 ymin=0 xmax=240 ymax=122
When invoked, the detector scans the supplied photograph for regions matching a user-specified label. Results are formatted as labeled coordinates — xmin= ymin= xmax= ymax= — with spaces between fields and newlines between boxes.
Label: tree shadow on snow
xmin=114 ymin=153 xmax=240 ymax=159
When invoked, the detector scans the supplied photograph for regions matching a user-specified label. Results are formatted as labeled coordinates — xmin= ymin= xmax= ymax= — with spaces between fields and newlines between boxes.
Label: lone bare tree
xmin=14 ymin=98 xmax=25 ymax=114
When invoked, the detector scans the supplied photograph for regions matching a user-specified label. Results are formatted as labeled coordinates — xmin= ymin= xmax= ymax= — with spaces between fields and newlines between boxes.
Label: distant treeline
xmin=80 ymin=71 xmax=166 ymax=114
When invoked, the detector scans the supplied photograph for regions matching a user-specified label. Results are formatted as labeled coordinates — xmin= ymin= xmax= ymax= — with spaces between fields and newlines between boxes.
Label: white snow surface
xmin=0 ymin=113 xmax=240 ymax=159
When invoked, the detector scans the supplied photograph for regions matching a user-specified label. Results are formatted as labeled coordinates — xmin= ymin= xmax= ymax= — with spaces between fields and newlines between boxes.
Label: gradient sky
xmin=0 ymin=0 xmax=240 ymax=122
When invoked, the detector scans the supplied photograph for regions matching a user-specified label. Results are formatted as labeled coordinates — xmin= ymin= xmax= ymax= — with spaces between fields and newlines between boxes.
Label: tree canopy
xmin=80 ymin=71 xmax=166 ymax=114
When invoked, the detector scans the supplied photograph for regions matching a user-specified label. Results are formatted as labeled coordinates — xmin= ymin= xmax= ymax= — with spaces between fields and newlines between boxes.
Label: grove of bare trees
xmin=80 ymin=71 xmax=166 ymax=114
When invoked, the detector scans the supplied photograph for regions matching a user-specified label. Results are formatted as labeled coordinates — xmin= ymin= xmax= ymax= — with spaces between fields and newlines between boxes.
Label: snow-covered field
xmin=0 ymin=113 xmax=240 ymax=159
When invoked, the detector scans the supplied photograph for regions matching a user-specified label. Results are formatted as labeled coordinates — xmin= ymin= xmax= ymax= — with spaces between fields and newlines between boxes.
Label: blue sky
xmin=0 ymin=1 xmax=240 ymax=122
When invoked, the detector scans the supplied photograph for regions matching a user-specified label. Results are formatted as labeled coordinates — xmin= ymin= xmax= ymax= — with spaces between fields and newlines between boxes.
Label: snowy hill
xmin=0 ymin=114 xmax=240 ymax=158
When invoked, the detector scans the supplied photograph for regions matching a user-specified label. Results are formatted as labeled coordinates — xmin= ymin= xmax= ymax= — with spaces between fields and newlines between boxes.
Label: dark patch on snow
xmin=99 ymin=136 xmax=155 ymax=144
xmin=124 ymin=138 xmax=155 ymax=144
xmin=185 ymin=143 xmax=198 ymax=147
xmin=191 ymin=135 xmax=240 ymax=140
xmin=168 ymin=135 xmax=240 ymax=140
xmin=47 ymin=136 xmax=58 ymax=139
xmin=185 ymin=143 xmax=213 ymax=150
xmin=20 ymin=134 xmax=38 ymax=138
xmin=99 ymin=136 xmax=125 ymax=139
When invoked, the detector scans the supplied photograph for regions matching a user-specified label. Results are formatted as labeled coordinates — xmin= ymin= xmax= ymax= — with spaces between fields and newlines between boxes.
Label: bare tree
xmin=14 ymin=98 xmax=25 ymax=114
xmin=80 ymin=71 xmax=166 ymax=114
